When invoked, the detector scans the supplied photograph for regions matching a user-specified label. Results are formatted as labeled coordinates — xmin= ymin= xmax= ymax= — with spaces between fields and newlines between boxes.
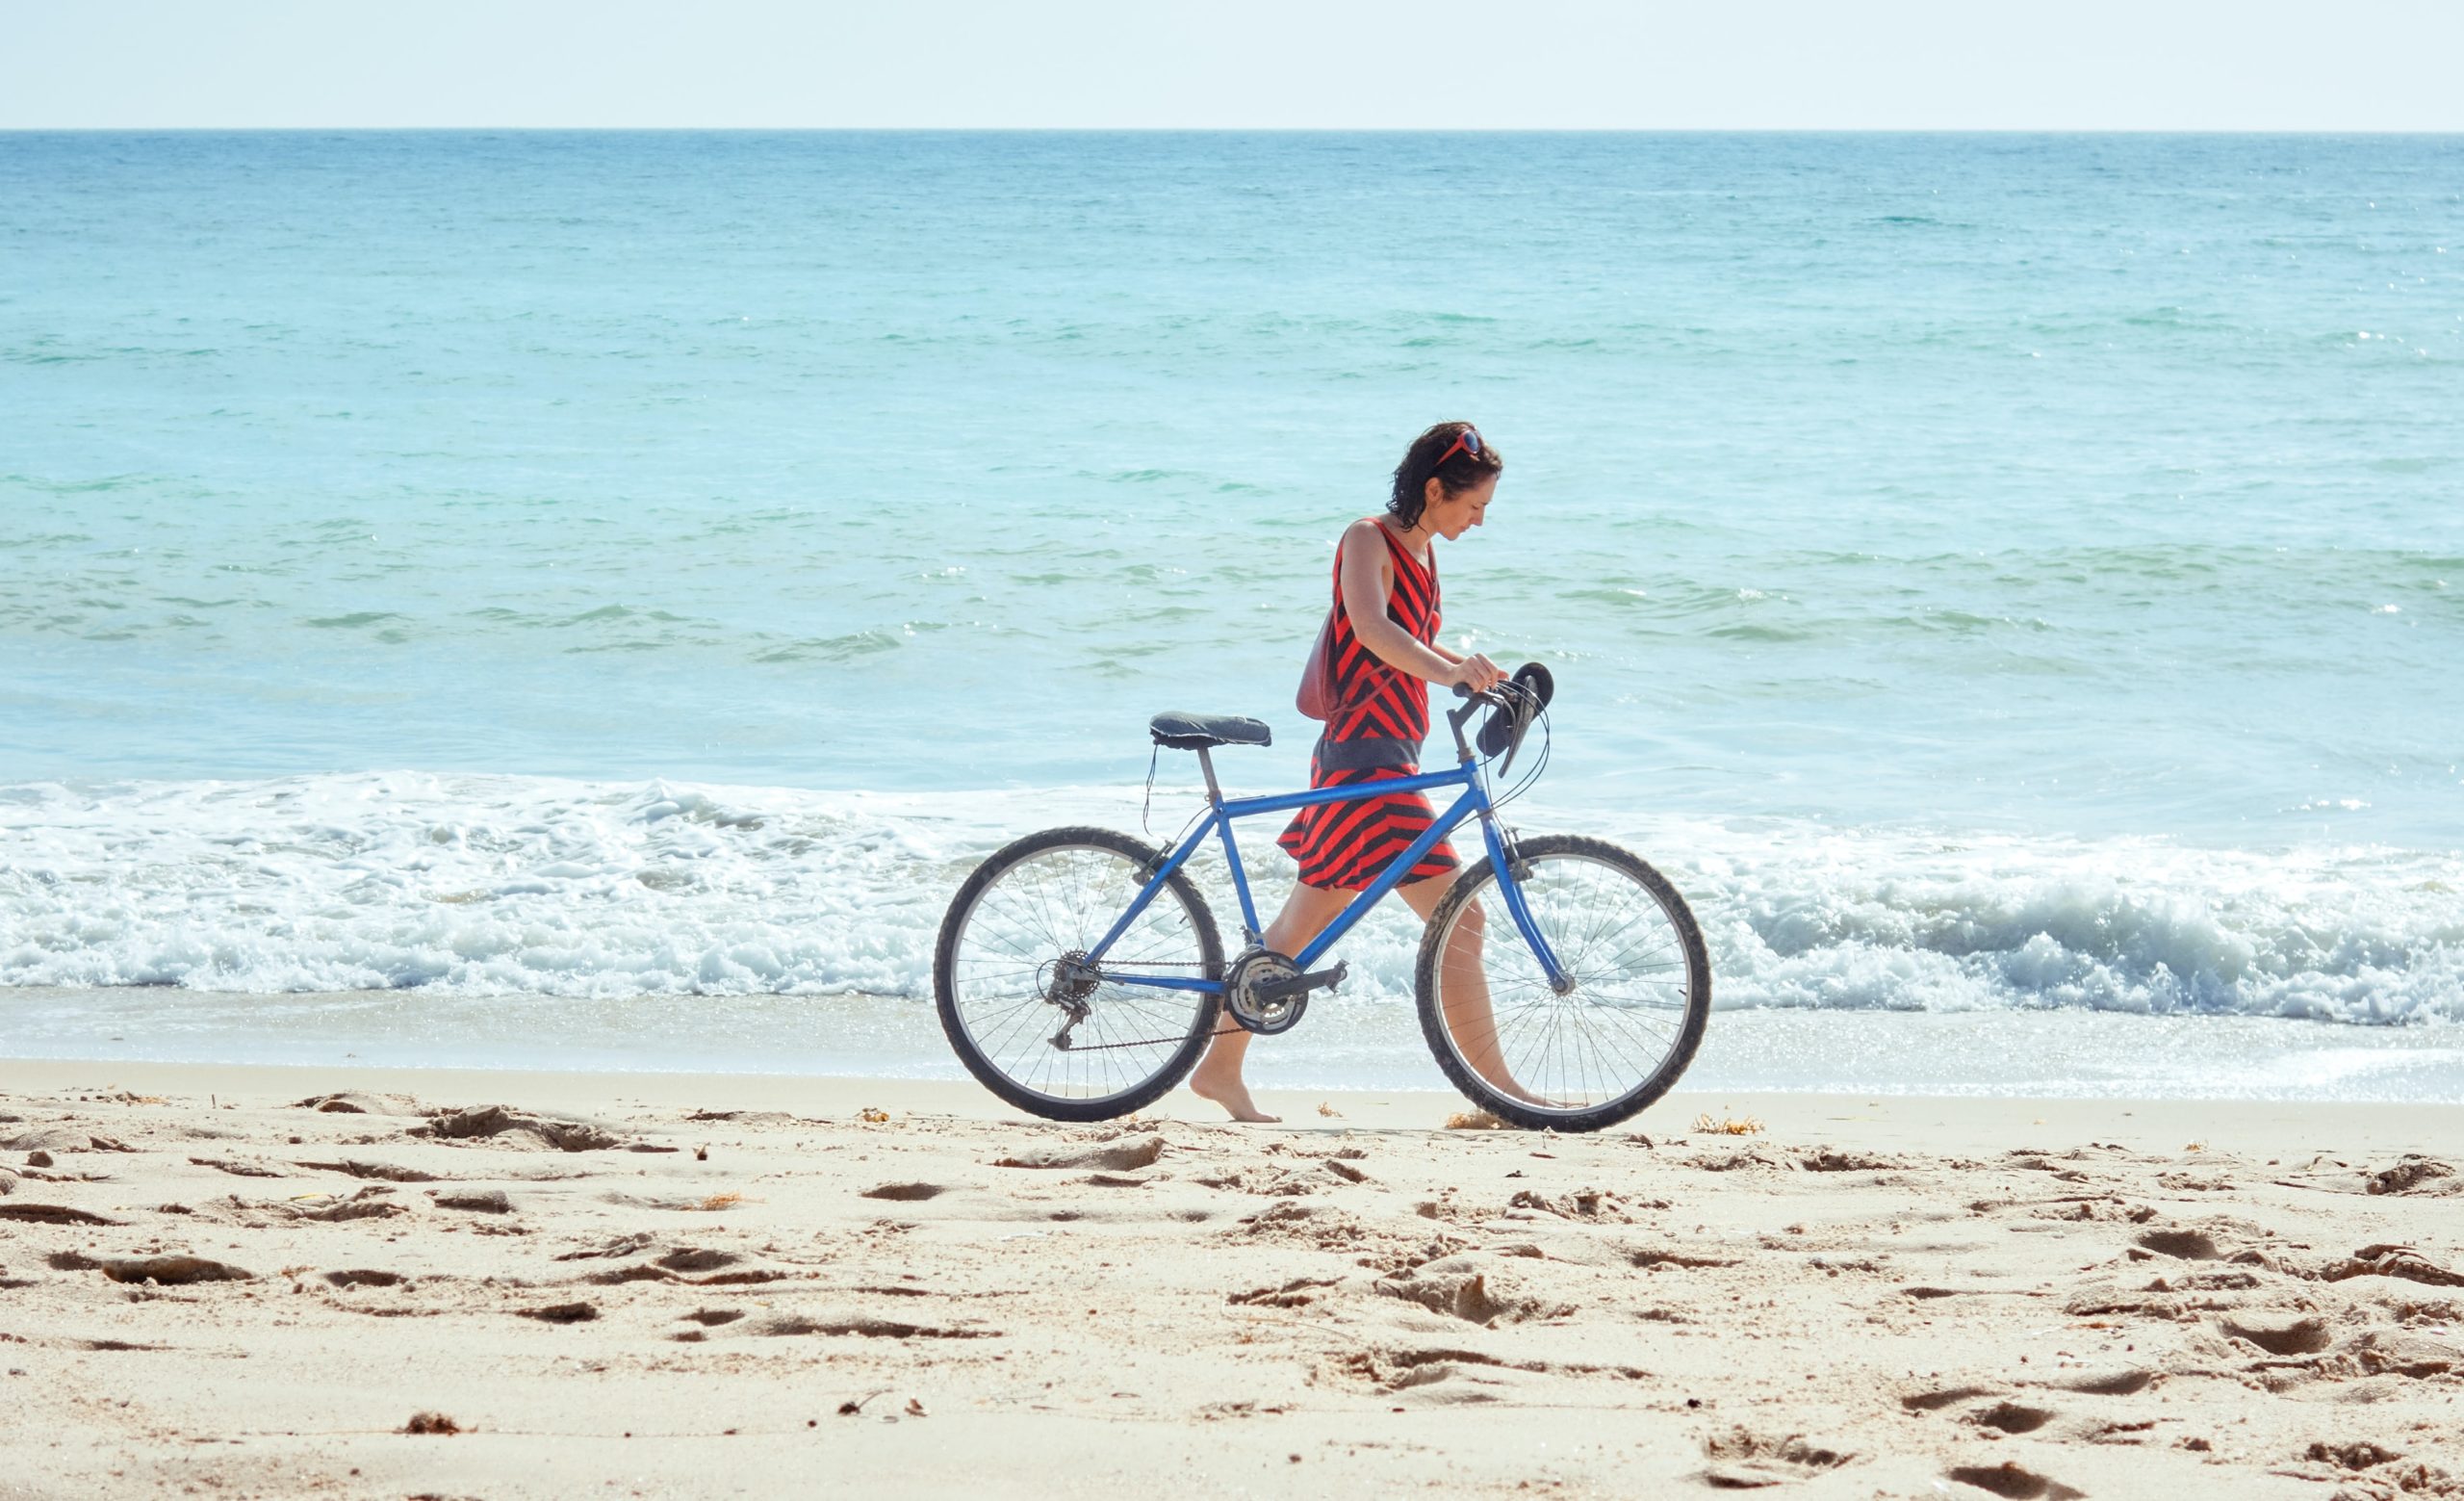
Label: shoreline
xmin=8 ymin=986 xmax=2463 ymax=1104
xmin=7 ymin=1053 xmax=2464 ymax=1155
xmin=3 ymin=1057 xmax=2459 ymax=1496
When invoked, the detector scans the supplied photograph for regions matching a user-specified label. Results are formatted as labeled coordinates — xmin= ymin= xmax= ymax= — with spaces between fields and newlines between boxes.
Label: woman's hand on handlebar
xmin=1447 ymin=654 xmax=1507 ymax=694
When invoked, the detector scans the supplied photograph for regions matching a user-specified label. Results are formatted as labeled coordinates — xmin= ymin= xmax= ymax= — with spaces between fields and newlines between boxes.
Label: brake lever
xmin=1498 ymin=690 xmax=1533 ymax=779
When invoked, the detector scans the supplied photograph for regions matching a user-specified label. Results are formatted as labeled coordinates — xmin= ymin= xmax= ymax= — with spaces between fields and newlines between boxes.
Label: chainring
xmin=1224 ymin=948 xmax=1308 ymax=1036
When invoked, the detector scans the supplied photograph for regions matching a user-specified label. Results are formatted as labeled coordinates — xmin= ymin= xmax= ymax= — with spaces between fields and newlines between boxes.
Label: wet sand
xmin=2 ymin=1058 xmax=2459 ymax=1499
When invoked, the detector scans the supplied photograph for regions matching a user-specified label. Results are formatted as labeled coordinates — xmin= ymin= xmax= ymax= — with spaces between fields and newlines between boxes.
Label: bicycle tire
xmin=1414 ymin=833 xmax=1710 ymax=1132
xmin=935 ymin=825 xmax=1224 ymax=1122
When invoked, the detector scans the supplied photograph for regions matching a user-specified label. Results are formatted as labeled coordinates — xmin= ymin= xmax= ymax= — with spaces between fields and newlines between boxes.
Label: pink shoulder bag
xmin=1295 ymin=545 xmax=1342 ymax=721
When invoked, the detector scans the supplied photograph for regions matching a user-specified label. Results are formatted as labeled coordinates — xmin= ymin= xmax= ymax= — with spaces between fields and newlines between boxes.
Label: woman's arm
xmin=1338 ymin=520 xmax=1503 ymax=690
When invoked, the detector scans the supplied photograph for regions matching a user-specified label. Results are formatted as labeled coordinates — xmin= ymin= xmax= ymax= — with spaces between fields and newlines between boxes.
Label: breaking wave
xmin=3 ymin=773 xmax=2456 ymax=1027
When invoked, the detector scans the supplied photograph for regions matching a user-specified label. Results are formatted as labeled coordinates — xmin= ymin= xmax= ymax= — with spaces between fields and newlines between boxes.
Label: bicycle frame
xmin=1082 ymin=742 xmax=1570 ymax=996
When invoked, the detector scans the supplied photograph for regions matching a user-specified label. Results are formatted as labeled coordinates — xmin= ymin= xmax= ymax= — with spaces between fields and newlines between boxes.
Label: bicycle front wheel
xmin=935 ymin=825 xmax=1223 ymax=1122
xmin=1415 ymin=833 xmax=1710 ymax=1132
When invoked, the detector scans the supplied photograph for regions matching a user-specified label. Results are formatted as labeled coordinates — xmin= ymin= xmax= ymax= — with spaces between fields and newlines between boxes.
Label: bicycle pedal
xmin=1251 ymin=960 xmax=1347 ymax=1002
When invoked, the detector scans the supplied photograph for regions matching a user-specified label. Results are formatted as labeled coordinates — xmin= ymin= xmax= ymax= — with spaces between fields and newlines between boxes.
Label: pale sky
xmin=6 ymin=0 xmax=2461 ymax=131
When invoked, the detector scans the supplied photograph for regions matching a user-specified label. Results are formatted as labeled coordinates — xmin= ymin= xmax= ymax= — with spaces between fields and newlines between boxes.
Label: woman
xmin=1188 ymin=421 xmax=1511 ymax=1124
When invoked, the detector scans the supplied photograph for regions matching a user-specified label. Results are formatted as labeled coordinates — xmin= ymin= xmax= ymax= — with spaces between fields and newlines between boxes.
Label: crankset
xmin=1224 ymin=948 xmax=1347 ymax=1036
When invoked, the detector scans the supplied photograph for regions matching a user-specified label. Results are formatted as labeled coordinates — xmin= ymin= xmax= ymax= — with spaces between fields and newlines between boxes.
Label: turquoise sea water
xmin=4 ymin=133 xmax=2461 ymax=1081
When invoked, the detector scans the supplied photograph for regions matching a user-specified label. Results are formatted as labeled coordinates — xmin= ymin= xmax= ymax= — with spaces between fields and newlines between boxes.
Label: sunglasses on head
xmin=1432 ymin=427 xmax=1484 ymax=467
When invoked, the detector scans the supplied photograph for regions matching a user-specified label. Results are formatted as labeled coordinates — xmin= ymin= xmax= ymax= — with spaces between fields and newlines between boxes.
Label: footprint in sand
xmin=755 ymin=1313 xmax=998 ymax=1340
xmin=1902 ymin=1385 xmax=2006 ymax=1412
xmin=272 ymin=1186 xmax=405 ymax=1223
xmin=518 ymin=1300 xmax=599 ymax=1324
xmin=2219 ymin=1311 xmax=2333 ymax=1356
xmin=1228 ymin=1277 xmax=1340 ymax=1308
xmin=1341 ymin=1346 xmax=1511 ymax=1397
xmin=552 ymin=1231 xmax=654 ymax=1261
xmin=627 ymin=1246 xmax=788 ymax=1288
xmin=322 ymin=1268 xmax=407 ymax=1288
xmin=579 ymin=1263 xmax=674 ymax=1286
xmin=1626 ymin=1246 xmax=1738 ymax=1271
xmin=0 ymin=1203 xmax=120 ymax=1226
xmin=2135 ymin=1228 xmax=2222 ymax=1260
xmin=294 ymin=1158 xmax=443 ymax=1182
xmin=414 ymin=1104 xmax=629 ymax=1152
xmin=1373 ymin=1270 xmax=1558 ymax=1327
xmin=5 ymin=1126 xmax=136 ymax=1154
xmin=2305 ymin=1439 xmax=2406 ymax=1472
xmin=1228 ymin=1202 xmax=1370 ymax=1248
xmin=2340 ymin=1328 xmax=2463 ymax=1378
xmin=1966 ymin=1401 xmax=2056 ymax=1435
xmin=655 ymin=1247 xmax=738 ymax=1273
xmin=859 ymin=1181 xmax=946 ymax=1202
xmin=2321 ymin=1243 xmax=2464 ymax=1288
xmin=1799 ymin=1149 xmax=1906 ymax=1173
xmin=1943 ymin=1462 xmax=2085 ymax=1499
xmin=1699 ymin=1427 xmax=1853 ymax=1488
xmin=290 ymin=1091 xmax=421 ymax=1116
xmin=2363 ymin=1155 xmax=2454 ymax=1196
xmin=1508 ymin=1187 xmax=1643 ymax=1221
xmin=54 ymin=1252 xmax=252 ymax=1285
xmin=2042 ymin=1365 xmax=2155 ymax=1396
xmin=432 ymin=1189 xmax=513 ymax=1213
xmin=186 ymin=1155 xmax=286 ymax=1178
xmin=990 ymin=1135 xmax=1165 ymax=1172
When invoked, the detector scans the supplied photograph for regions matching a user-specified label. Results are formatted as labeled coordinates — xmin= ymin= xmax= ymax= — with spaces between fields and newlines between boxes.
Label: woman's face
xmin=1420 ymin=475 xmax=1498 ymax=541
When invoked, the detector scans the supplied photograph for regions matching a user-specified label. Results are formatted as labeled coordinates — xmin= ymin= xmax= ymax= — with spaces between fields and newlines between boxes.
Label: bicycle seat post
xmin=1193 ymin=746 xmax=1223 ymax=807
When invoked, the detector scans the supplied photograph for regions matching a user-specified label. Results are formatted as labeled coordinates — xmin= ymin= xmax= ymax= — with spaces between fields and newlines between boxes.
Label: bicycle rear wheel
xmin=1415 ymin=833 xmax=1709 ymax=1132
xmin=935 ymin=825 xmax=1223 ymax=1122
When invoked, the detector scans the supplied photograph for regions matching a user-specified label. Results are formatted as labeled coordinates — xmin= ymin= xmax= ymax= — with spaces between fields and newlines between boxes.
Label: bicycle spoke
xmin=946 ymin=837 xmax=1214 ymax=1106
xmin=1426 ymin=847 xmax=1703 ymax=1121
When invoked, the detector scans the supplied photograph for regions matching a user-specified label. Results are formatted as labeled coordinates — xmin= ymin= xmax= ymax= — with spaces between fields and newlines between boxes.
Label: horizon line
xmin=7 ymin=124 xmax=2464 ymax=136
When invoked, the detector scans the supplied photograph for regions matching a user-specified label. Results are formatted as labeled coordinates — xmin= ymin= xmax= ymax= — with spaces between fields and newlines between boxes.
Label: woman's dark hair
xmin=1388 ymin=421 xmax=1503 ymax=529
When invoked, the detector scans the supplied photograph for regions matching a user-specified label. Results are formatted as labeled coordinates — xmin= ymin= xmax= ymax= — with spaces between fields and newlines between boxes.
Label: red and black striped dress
xmin=1276 ymin=522 xmax=1459 ymax=892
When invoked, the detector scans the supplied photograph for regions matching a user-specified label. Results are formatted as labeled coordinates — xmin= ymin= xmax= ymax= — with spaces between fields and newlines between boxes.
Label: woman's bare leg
xmin=1399 ymin=870 xmax=1541 ymax=1103
xmin=1187 ymin=880 xmax=1350 ymax=1123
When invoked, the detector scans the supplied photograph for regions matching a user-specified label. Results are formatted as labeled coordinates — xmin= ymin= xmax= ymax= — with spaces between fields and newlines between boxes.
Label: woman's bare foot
xmin=1478 ymin=1068 xmax=1556 ymax=1110
xmin=1188 ymin=1069 xmax=1281 ymax=1124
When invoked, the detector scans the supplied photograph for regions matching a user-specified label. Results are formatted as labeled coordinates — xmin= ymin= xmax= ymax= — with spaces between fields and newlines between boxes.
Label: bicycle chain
xmin=1053 ymin=1024 xmax=1244 ymax=1053
xmin=1044 ymin=959 xmax=1236 ymax=1052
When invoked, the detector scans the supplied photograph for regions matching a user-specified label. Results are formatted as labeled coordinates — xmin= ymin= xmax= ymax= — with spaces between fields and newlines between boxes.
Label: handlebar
xmin=1445 ymin=662 xmax=1554 ymax=778
xmin=1446 ymin=680 xmax=1510 ymax=729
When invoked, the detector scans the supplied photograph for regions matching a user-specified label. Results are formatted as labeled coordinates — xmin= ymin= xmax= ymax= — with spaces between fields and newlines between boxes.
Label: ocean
xmin=4 ymin=132 xmax=2459 ymax=1097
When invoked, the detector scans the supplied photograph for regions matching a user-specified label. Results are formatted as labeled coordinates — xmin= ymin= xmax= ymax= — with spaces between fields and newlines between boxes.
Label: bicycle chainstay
xmin=1042 ymin=958 xmax=1237 ymax=1053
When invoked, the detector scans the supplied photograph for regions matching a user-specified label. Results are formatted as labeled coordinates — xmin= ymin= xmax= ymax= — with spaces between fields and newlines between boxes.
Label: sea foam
xmin=2 ymin=773 xmax=2454 ymax=1025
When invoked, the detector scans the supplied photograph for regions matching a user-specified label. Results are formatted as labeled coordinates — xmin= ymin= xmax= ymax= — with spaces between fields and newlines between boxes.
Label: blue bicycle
xmin=933 ymin=672 xmax=1710 ymax=1131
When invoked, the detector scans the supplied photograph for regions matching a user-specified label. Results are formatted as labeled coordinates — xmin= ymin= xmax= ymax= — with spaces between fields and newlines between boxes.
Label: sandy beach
xmin=1 ymin=1059 xmax=2457 ymax=1498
